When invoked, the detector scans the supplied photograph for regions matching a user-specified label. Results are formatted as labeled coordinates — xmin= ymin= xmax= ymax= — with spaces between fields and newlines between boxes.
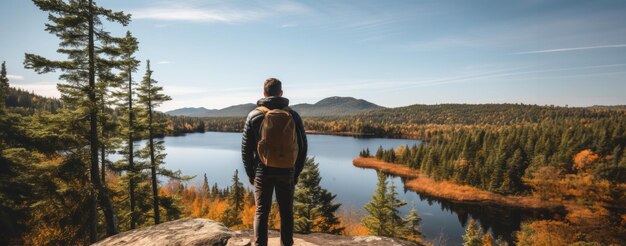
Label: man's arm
xmin=292 ymin=111 xmax=308 ymax=180
xmin=242 ymin=111 xmax=260 ymax=182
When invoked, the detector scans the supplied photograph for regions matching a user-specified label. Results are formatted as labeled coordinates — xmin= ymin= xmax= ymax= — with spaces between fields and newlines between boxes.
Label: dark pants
xmin=253 ymin=175 xmax=295 ymax=246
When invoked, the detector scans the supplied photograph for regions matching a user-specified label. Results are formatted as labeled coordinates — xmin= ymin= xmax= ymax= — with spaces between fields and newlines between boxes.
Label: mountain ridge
xmin=165 ymin=96 xmax=383 ymax=117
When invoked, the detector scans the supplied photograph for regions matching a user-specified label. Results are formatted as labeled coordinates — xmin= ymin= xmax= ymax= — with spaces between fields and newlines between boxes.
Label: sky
xmin=1 ymin=0 xmax=625 ymax=111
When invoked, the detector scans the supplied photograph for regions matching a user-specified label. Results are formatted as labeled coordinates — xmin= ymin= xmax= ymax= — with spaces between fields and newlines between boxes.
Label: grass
xmin=352 ymin=157 xmax=562 ymax=210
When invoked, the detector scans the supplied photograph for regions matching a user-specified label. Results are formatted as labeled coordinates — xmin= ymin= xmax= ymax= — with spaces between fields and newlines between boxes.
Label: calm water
xmin=140 ymin=131 xmax=552 ymax=245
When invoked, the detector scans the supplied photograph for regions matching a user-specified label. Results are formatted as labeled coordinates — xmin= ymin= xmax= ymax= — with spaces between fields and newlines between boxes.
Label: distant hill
xmin=165 ymin=104 xmax=256 ymax=117
xmin=291 ymin=96 xmax=383 ymax=116
xmin=165 ymin=96 xmax=383 ymax=117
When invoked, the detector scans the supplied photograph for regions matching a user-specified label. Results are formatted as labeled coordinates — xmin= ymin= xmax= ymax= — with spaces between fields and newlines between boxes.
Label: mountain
xmin=291 ymin=96 xmax=383 ymax=116
xmin=165 ymin=96 xmax=383 ymax=117
xmin=164 ymin=107 xmax=215 ymax=117
xmin=165 ymin=103 xmax=256 ymax=117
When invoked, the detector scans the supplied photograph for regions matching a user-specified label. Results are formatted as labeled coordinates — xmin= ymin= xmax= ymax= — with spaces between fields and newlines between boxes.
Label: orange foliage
xmin=178 ymin=186 xmax=255 ymax=229
xmin=240 ymin=205 xmax=256 ymax=229
xmin=336 ymin=209 xmax=369 ymax=236
xmin=516 ymin=220 xmax=578 ymax=246
xmin=353 ymin=157 xmax=561 ymax=209
xmin=573 ymin=149 xmax=600 ymax=171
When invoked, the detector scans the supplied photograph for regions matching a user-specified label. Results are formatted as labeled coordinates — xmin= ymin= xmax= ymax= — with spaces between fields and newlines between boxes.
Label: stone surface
xmin=226 ymin=229 xmax=418 ymax=246
xmin=92 ymin=219 xmax=418 ymax=246
xmin=92 ymin=218 xmax=233 ymax=246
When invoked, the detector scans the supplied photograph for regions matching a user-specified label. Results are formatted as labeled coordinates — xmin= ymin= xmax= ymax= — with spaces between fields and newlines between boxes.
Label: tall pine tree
xmin=113 ymin=31 xmax=141 ymax=229
xmin=23 ymin=0 xmax=130 ymax=240
xmin=137 ymin=59 xmax=172 ymax=224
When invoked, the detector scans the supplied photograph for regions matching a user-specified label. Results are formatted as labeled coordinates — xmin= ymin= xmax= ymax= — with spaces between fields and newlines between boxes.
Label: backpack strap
xmin=256 ymin=106 xmax=270 ymax=114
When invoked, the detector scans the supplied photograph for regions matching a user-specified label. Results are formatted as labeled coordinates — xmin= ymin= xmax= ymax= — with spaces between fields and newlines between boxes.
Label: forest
xmin=359 ymin=111 xmax=626 ymax=244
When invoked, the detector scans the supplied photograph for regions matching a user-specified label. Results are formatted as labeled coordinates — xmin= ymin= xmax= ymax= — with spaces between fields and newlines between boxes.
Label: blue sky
xmin=1 ymin=0 xmax=625 ymax=110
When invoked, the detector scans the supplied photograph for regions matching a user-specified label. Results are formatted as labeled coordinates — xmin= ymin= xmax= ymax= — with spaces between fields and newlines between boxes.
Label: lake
xmin=143 ymin=131 xmax=550 ymax=245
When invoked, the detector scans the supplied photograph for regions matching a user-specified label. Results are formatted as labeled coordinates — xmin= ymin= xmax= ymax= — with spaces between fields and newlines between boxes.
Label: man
xmin=242 ymin=78 xmax=307 ymax=246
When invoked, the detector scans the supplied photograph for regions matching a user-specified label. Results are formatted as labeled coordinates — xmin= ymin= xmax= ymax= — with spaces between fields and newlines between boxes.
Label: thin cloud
xmin=514 ymin=44 xmax=626 ymax=54
xmin=7 ymin=74 xmax=24 ymax=80
xmin=133 ymin=7 xmax=268 ymax=23
xmin=158 ymin=61 xmax=172 ymax=64
xmin=132 ymin=2 xmax=310 ymax=23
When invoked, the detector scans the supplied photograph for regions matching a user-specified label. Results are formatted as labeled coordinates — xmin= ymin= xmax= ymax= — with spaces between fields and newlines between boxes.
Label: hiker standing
xmin=242 ymin=78 xmax=308 ymax=246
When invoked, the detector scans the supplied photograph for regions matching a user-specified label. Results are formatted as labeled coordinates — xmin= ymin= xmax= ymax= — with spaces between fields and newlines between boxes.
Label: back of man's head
xmin=264 ymin=78 xmax=282 ymax=97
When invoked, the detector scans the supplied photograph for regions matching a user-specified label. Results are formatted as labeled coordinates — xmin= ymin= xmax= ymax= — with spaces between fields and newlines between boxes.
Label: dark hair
xmin=264 ymin=78 xmax=282 ymax=96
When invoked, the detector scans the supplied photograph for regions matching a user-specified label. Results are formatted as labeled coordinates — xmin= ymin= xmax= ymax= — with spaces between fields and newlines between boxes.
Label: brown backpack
xmin=256 ymin=106 xmax=299 ymax=168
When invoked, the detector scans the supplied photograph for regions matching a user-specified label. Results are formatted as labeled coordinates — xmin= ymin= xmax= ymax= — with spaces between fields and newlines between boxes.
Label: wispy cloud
xmin=157 ymin=61 xmax=172 ymax=64
xmin=132 ymin=2 xmax=310 ymax=23
xmin=7 ymin=74 xmax=24 ymax=80
xmin=514 ymin=44 xmax=626 ymax=54
xmin=133 ymin=6 xmax=268 ymax=23
xmin=280 ymin=23 xmax=297 ymax=28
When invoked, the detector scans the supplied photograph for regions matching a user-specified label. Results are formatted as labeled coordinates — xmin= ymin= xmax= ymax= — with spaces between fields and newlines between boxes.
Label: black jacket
xmin=241 ymin=96 xmax=308 ymax=178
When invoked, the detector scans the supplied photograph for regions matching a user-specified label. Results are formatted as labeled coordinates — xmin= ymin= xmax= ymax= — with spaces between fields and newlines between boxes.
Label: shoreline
xmin=353 ymin=157 xmax=564 ymax=210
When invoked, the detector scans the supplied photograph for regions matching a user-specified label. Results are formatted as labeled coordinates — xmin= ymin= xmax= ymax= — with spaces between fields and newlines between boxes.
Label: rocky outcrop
xmin=227 ymin=229 xmax=418 ymax=246
xmin=92 ymin=218 xmax=233 ymax=246
xmin=93 ymin=218 xmax=418 ymax=246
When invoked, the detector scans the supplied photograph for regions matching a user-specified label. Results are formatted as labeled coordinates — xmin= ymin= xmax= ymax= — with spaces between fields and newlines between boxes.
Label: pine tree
xmin=137 ymin=59 xmax=172 ymax=225
xmin=96 ymin=37 xmax=122 ymax=187
xmin=362 ymin=171 xmax=391 ymax=236
xmin=294 ymin=157 xmax=343 ymax=234
xmin=202 ymin=173 xmax=210 ymax=198
xmin=23 ymin=0 xmax=130 ymax=240
xmin=221 ymin=169 xmax=244 ymax=226
xmin=0 ymin=61 xmax=9 ymax=107
xmin=386 ymin=180 xmax=407 ymax=231
xmin=113 ymin=31 xmax=141 ymax=229
xmin=463 ymin=219 xmax=483 ymax=246
xmin=404 ymin=208 xmax=423 ymax=240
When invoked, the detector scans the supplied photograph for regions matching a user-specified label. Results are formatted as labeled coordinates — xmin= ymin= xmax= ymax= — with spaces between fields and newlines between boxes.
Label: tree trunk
xmin=148 ymin=96 xmax=160 ymax=224
xmin=128 ymin=68 xmax=137 ymax=229
xmin=88 ymin=0 xmax=119 ymax=238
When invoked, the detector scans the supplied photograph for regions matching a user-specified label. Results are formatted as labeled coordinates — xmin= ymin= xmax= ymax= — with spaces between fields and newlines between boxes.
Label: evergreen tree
xmin=137 ymin=59 xmax=172 ymax=224
xmin=463 ymin=219 xmax=483 ymax=246
xmin=202 ymin=173 xmax=210 ymax=198
xmin=96 ymin=37 xmax=121 ymax=187
xmin=0 ymin=61 xmax=8 ymax=107
xmin=294 ymin=157 xmax=343 ymax=234
xmin=113 ymin=31 xmax=141 ymax=229
xmin=404 ymin=208 xmax=423 ymax=240
xmin=95 ymin=36 xmax=122 ymax=187
xmin=362 ymin=171 xmax=392 ymax=236
xmin=23 ymin=0 xmax=130 ymax=240
xmin=221 ymin=169 xmax=244 ymax=226
xmin=386 ymin=180 xmax=407 ymax=231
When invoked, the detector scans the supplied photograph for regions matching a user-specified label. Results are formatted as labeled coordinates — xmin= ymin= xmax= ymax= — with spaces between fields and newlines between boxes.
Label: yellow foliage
xmin=516 ymin=220 xmax=578 ymax=246
xmin=241 ymin=205 xmax=256 ymax=229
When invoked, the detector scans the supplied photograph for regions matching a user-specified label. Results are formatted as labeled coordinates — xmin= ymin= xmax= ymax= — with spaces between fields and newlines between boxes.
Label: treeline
xmin=363 ymin=116 xmax=626 ymax=244
xmin=167 ymin=103 xmax=626 ymax=140
xmin=166 ymin=116 xmax=244 ymax=135
xmin=366 ymin=116 xmax=626 ymax=195
xmin=0 ymin=0 xmax=187 ymax=244
xmin=5 ymin=86 xmax=62 ymax=115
